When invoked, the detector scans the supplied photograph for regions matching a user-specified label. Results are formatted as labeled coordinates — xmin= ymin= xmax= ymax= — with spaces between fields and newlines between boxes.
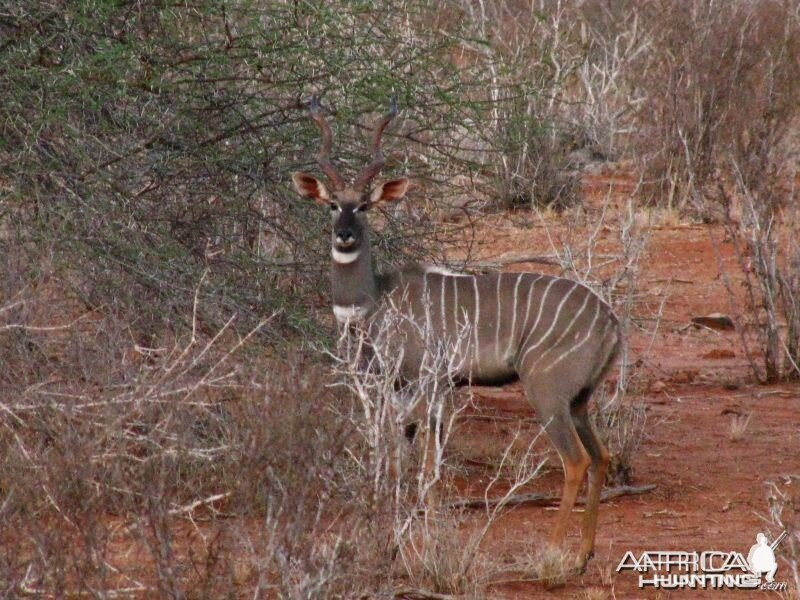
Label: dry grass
xmin=582 ymin=586 xmax=612 ymax=600
xmin=595 ymin=559 xmax=616 ymax=587
xmin=530 ymin=546 xmax=574 ymax=589
xmin=406 ymin=514 xmax=484 ymax=597
xmin=768 ymin=476 xmax=800 ymax=596
xmin=637 ymin=205 xmax=696 ymax=229
xmin=729 ymin=414 xmax=753 ymax=442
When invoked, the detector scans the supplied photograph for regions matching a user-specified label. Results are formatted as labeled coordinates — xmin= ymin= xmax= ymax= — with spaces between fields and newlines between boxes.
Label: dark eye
xmin=356 ymin=202 xmax=369 ymax=212
xmin=329 ymin=203 xmax=338 ymax=211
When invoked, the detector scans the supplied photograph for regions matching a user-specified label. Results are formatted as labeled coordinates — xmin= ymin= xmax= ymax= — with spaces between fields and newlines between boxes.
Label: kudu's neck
xmin=330 ymin=236 xmax=379 ymax=311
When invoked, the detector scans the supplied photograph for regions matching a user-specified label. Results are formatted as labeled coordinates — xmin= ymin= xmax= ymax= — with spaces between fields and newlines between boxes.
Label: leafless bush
xmin=767 ymin=476 xmax=800 ymax=596
xmin=325 ymin=299 xmax=549 ymax=596
xmin=450 ymin=1 xmax=598 ymax=210
xmin=712 ymin=160 xmax=800 ymax=383
xmin=571 ymin=1 xmax=650 ymax=160
xmin=444 ymin=0 xmax=650 ymax=212
xmin=631 ymin=0 xmax=800 ymax=382
xmin=0 ymin=264 xmax=377 ymax=596
xmin=329 ymin=301 xmax=472 ymax=511
xmin=629 ymin=0 xmax=800 ymax=212
xmin=596 ymin=202 xmax=652 ymax=485
xmin=537 ymin=192 xmax=651 ymax=485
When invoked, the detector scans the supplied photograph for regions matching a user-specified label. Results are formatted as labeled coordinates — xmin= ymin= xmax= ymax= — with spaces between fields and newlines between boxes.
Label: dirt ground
xmin=13 ymin=173 xmax=797 ymax=599
xmin=434 ymin=173 xmax=800 ymax=599
xmin=455 ymin=382 xmax=798 ymax=599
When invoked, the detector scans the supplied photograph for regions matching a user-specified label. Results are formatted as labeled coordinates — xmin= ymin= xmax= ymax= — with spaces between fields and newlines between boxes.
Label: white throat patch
xmin=333 ymin=304 xmax=369 ymax=323
xmin=332 ymin=247 xmax=360 ymax=264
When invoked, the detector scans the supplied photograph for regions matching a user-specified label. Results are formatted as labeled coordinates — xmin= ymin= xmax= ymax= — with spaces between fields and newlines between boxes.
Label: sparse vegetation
xmin=729 ymin=414 xmax=753 ymax=442
xmin=622 ymin=0 xmax=800 ymax=381
xmin=768 ymin=476 xmax=800 ymax=597
xmin=530 ymin=546 xmax=573 ymax=589
xmin=582 ymin=586 xmax=612 ymax=600
xmin=1 ymin=0 xmax=799 ymax=597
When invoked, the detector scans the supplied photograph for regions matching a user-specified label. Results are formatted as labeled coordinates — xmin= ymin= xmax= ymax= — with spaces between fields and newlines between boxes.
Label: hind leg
xmin=571 ymin=394 xmax=609 ymax=570
xmin=523 ymin=375 xmax=591 ymax=551
xmin=544 ymin=411 xmax=592 ymax=550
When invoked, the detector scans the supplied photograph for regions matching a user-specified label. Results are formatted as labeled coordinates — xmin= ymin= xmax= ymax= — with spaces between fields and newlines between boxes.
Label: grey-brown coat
xmin=292 ymin=97 xmax=620 ymax=570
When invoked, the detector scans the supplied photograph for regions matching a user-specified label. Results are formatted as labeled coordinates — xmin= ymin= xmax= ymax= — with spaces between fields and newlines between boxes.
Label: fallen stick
xmin=445 ymin=484 xmax=656 ymax=510
xmin=459 ymin=413 xmax=539 ymax=423
xmin=168 ymin=492 xmax=232 ymax=516
xmin=394 ymin=588 xmax=457 ymax=600
xmin=650 ymin=278 xmax=694 ymax=284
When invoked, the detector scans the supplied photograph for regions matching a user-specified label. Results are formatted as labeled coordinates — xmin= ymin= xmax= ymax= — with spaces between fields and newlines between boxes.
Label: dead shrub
xmin=0 ymin=264 xmax=381 ymax=596
xmin=712 ymin=160 xmax=800 ymax=383
xmin=452 ymin=1 xmax=603 ymax=211
xmin=327 ymin=300 xmax=550 ymax=596
xmin=630 ymin=0 xmax=800 ymax=214
xmin=767 ymin=476 xmax=800 ymax=595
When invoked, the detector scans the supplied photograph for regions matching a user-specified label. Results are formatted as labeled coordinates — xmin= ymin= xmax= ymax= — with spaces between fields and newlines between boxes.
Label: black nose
xmin=336 ymin=229 xmax=354 ymax=242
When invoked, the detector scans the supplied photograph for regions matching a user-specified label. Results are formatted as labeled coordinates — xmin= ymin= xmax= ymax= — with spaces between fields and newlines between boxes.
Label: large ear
xmin=369 ymin=178 xmax=410 ymax=206
xmin=292 ymin=172 xmax=330 ymax=204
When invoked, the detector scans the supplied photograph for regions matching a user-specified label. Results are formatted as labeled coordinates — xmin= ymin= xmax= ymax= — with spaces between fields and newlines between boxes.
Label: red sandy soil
xmin=17 ymin=172 xmax=797 ymax=599
xmin=433 ymin=172 xmax=800 ymax=599
xmin=454 ymin=382 xmax=798 ymax=599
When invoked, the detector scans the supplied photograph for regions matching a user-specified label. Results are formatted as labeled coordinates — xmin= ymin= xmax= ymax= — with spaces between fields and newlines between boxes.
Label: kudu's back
xmin=373 ymin=270 xmax=619 ymax=398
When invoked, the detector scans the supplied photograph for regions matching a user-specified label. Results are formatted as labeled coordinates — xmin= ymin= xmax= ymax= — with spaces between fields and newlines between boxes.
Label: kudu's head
xmin=292 ymin=97 xmax=409 ymax=264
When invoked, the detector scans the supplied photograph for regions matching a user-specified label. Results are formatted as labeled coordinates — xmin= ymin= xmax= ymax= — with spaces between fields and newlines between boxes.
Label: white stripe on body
xmin=526 ymin=286 xmax=594 ymax=370
xmin=506 ymin=273 xmax=525 ymax=360
xmin=518 ymin=278 xmax=558 ymax=358
xmin=518 ymin=281 xmax=580 ymax=366
xmin=472 ymin=276 xmax=480 ymax=360
xmin=423 ymin=272 xmax=434 ymax=333
xmin=423 ymin=264 xmax=469 ymax=277
xmin=452 ymin=275 xmax=459 ymax=333
xmin=440 ymin=272 xmax=447 ymax=340
xmin=542 ymin=298 xmax=603 ymax=373
xmin=520 ymin=275 xmax=545 ymax=341
xmin=494 ymin=273 xmax=503 ymax=363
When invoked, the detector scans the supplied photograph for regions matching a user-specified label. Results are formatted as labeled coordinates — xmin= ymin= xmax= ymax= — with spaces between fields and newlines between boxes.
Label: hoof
xmin=575 ymin=550 xmax=595 ymax=574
